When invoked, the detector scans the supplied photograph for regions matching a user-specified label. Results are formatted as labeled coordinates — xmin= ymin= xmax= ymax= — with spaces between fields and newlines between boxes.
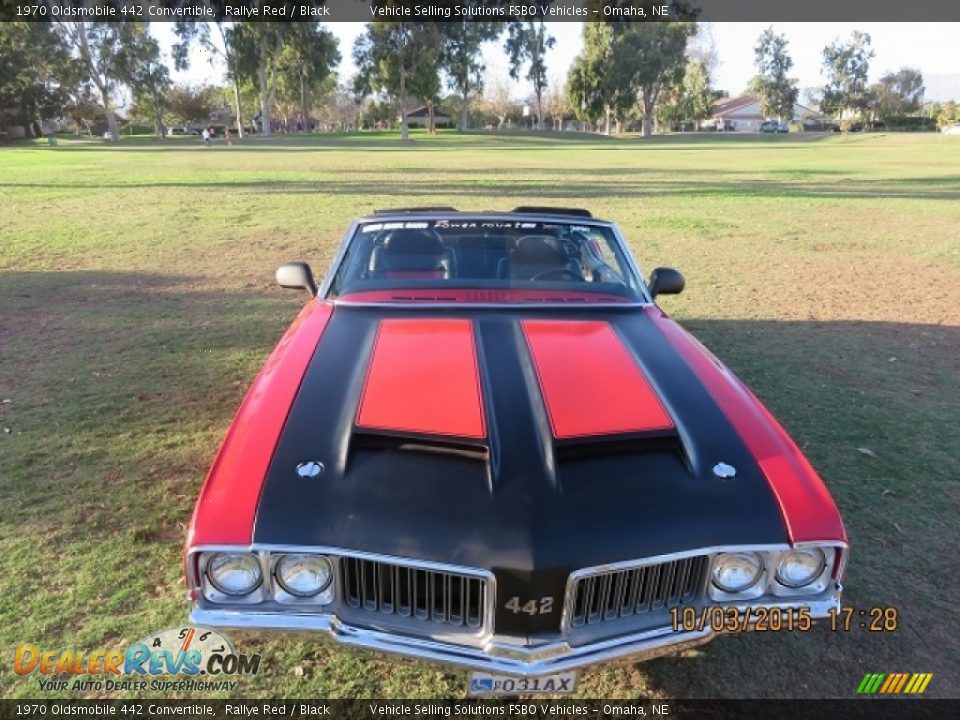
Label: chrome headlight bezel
xmin=195 ymin=550 xmax=338 ymax=607
xmin=770 ymin=546 xmax=836 ymax=597
xmin=272 ymin=553 xmax=335 ymax=604
xmin=205 ymin=552 xmax=263 ymax=598
xmin=710 ymin=551 xmax=766 ymax=598
xmin=776 ymin=548 xmax=827 ymax=588
xmin=708 ymin=545 xmax=842 ymax=601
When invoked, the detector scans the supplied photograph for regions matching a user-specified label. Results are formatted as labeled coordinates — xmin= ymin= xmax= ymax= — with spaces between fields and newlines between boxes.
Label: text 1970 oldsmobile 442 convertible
xmin=185 ymin=207 xmax=846 ymax=687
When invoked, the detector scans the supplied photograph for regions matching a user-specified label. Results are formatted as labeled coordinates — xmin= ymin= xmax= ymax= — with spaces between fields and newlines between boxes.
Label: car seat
xmin=368 ymin=229 xmax=456 ymax=280
xmin=497 ymin=235 xmax=584 ymax=281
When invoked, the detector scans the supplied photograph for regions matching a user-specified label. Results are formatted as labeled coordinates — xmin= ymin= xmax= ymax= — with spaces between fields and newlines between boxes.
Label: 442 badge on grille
xmin=468 ymin=671 xmax=578 ymax=696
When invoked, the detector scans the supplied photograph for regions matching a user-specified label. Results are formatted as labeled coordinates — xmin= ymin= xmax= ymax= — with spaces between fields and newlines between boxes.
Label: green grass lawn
xmin=1 ymin=131 xmax=958 ymax=699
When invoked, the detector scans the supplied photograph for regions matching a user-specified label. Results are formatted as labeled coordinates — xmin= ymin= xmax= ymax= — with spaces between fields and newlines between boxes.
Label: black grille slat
xmin=341 ymin=558 xmax=486 ymax=630
xmin=466 ymin=578 xmax=482 ymax=628
xmin=571 ymin=556 xmax=708 ymax=627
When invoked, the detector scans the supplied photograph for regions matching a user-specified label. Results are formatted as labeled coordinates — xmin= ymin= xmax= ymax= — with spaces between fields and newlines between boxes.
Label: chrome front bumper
xmin=190 ymin=588 xmax=841 ymax=677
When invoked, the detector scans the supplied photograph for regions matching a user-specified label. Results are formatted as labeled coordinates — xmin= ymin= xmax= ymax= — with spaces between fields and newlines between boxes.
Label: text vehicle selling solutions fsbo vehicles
xmin=185 ymin=207 xmax=847 ymax=693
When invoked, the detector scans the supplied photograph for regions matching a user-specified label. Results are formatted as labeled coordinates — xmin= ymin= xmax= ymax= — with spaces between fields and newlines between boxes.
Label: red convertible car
xmin=185 ymin=207 xmax=846 ymax=691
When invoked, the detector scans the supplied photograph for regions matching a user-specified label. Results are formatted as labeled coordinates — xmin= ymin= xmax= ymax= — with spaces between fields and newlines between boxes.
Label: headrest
xmin=382 ymin=229 xmax=444 ymax=255
xmin=511 ymin=235 xmax=566 ymax=265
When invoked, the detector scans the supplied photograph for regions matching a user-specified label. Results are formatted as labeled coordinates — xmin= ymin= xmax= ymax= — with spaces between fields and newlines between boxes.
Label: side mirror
xmin=648 ymin=267 xmax=685 ymax=299
xmin=276 ymin=262 xmax=317 ymax=297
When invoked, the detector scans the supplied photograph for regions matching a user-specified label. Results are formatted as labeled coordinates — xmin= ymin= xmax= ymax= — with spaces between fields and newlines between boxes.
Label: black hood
xmin=252 ymin=305 xmax=788 ymax=636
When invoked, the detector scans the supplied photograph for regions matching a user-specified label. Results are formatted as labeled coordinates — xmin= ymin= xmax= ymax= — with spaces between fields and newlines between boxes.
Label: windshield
xmin=328 ymin=218 xmax=644 ymax=303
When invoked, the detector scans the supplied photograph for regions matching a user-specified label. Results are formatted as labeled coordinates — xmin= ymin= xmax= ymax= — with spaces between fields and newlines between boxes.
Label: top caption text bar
xmin=4 ymin=0 xmax=960 ymax=22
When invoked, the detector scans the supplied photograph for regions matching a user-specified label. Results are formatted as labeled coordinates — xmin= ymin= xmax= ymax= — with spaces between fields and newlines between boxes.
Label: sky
xmin=150 ymin=22 xmax=960 ymax=104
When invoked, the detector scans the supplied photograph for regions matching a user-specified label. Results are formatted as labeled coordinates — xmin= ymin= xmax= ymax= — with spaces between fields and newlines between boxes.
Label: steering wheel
xmin=530 ymin=268 xmax=583 ymax=282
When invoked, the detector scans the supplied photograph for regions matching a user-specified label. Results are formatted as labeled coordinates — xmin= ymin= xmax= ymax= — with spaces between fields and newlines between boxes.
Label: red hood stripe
xmin=645 ymin=307 xmax=846 ymax=544
xmin=357 ymin=318 xmax=486 ymax=439
xmin=522 ymin=319 xmax=674 ymax=439
xmin=187 ymin=301 xmax=334 ymax=547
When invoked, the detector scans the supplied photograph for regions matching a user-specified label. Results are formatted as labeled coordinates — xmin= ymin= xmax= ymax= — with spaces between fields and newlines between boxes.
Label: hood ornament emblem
xmin=713 ymin=462 xmax=737 ymax=479
xmin=296 ymin=461 xmax=324 ymax=479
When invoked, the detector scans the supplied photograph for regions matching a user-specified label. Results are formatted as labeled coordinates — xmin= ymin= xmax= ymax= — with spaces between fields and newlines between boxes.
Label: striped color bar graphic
xmin=857 ymin=673 xmax=933 ymax=694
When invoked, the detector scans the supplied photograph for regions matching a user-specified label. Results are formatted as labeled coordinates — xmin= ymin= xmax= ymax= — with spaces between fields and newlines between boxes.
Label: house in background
xmin=707 ymin=95 xmax=826 ymax=131
xmin=403 ymin=106 xmax=452 ymax=129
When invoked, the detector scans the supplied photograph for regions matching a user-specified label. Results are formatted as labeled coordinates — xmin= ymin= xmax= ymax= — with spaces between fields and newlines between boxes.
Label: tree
xmin=935 ymin=100 xmax=959 ymax=129
xmin=406 ymin=28 xmax=444 ymax=134
xmin=543 ymin=80 xmax=571 ymax=131
xmin=504 ymin=15 xmax=555 ymax=129
xmin=124 ymin=32 xmax=171 ymax=137
xmin=474 ymin=78 xmax=514 ymax=130
xmin=63 ymin=85 xmax=104 ymax=136
xmin=354 ymin=22 xmax=442 ymax=141
xmin=275 ymin=22 xmax=340 ymax=132
xmin=164 ymin=84 xmax=218 ymax=125
xmin=360 ymin=98 xmax=396 ymax=129
xmin=870 ymin=67 xmax=924 ymax=121
xmin=820 ymin=31 xmax=875 ymax=119
xmin=440 ymin=19 xmax=502 ymax=130
xmin=234 ymin=23 xmax=288 ymax=136
xmin=57 ymin=22 xmax=155 ymax=140
xmin=753 ymin=26 xmax=798 ymax=121
xmin=567 ymin=23 xmax=618 ymax=134
xmin=658 ymin=60 xmax=714 ymax=130
xmin=173 ymin=19 xmax=247 ymax=137
xmin=614 ymin=21 xmax=695 ymax=137
xmin=688 ymin=23 xmax=719 ymax=79
xmin=0 ymin=22 xmax=73 ymax=136
xmin=314 ymin=79 xmax=361 ymax=131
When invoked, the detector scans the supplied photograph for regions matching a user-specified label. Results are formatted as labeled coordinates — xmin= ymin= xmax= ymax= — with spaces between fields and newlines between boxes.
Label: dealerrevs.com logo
xmin=14 ymin=626 xmax=260 ymax=692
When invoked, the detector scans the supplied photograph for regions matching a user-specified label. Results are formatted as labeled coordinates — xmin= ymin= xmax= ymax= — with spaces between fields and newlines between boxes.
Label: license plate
xmin=468 ymin=671 xmax=578 ymax=696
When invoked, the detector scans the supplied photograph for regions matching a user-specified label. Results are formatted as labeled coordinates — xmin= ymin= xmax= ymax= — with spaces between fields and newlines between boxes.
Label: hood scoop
xmin=350 ymin=429 xmax=489 ymax=463
xmin=554 ymin=429 xmax=684 ymax=462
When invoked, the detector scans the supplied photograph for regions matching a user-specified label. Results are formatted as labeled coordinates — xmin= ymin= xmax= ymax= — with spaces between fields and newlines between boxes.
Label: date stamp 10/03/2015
xmin=670 ymin=605 xmax=900 ymax=633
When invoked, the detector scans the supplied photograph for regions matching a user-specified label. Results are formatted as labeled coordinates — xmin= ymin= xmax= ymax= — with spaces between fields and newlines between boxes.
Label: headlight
xmin=776 ymin=548 xmax=826 ymax=588
xmin=275 ymin=554 xmax=333 ymax=597
xmin=206 ymin=553 xmax=262 ymax=596
xmin=712 ymin=552 xmax=764 ymax=593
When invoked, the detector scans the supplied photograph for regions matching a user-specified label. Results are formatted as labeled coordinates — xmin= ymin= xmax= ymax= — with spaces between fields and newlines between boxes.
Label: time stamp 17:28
xmin=670 ymin=606 xmax=900 ymax=633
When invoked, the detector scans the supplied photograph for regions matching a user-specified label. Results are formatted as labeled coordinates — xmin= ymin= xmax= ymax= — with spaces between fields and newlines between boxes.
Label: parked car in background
xmin=760 ymin=121 xmax=789 ymax=133
xmin=942 ymin=122 xmax=960 ymax=136
xmin=185 ymin=207 xmax=847 ymax=689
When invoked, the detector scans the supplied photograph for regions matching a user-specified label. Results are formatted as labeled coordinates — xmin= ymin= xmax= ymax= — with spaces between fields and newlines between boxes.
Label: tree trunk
xmin=257 ymin=41 xmax=272 ymax=137
xmin=531 ymin=23 xmax=544 ymax=130
xmin=299 ymin=68 xmax=309 ymax=132
xmin=428 ymin=101 xmax=435 ymax=134
xmin=604 ymin=105 xmax=611 ymax=135
xmin=75 ymin=23 xmax=118 ymax=141
xmin=460 ymin=83 xmax=469 ymax=131
xmin=399 ymin=63 xmax=409 ymax=141
xmin=217 ymin=22 xmax=244 ymax=139
xmin=535 ymin=88 xmax=544 ymax=130
xmin=100 ymin=86 xmax=118 ymax=140
xmin=230 ymin=77 xmax=244 ymax=138
xmin=642 ymin=93 xmax=655 ymax=137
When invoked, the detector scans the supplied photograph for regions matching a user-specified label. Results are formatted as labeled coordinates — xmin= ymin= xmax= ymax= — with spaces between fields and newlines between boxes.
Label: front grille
xmin=569 ymin=555 xmax=708 ymax=628
xmin=341 ymin=556 xmax=487 ymax=630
